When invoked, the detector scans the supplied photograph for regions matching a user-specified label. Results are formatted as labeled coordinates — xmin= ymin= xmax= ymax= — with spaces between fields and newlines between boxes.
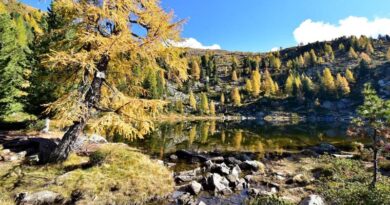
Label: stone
xmin=198 ymin=201 xmax=207 ymax=205
xmin=240 ymin=160 xmax=265 ymax=172
xmin=204 ymin=160 xmax=214 ymax=170
xmin=175 ymin=168 xmax=202 ymax=183
xmin=177 ymin=192 xmax=193 ymax=205
xmin=211 ymin=163 xmax=230 ymax=175
xmin=17 ymin=151 xmax=27 ymax=158
xmin=1 ymin=149 xmax=11 ymax=155
xmin=210 ymin=156 xmax=224 ymax=163
xmin=225 ymin=157 xmax=242 ymax=165
xmin=189 ymin=181 xmax=202 ymax=195
xmin=299 ymin=195 xmax=325 ymax=205
xmin=292 ymin=174 xmax=307 ymax=184
xmin=89 ymin=134 xmax=108 ymax=144
xmin=208 ymin=173 xmax=230 ymax=193
xmin=170 ymin=154 xmax=179 ymax=161
xmin=15 ymin=191 xmax=64 ymax=205
xmin=231 ymin=165 xmax=241 ymax=178
xmin=235 ymin=178 xmax=249 ymax=191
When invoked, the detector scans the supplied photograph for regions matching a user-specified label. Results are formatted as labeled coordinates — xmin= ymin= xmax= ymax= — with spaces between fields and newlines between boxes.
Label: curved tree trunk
xmin=46 ymin=54 xmax=110 ymax=163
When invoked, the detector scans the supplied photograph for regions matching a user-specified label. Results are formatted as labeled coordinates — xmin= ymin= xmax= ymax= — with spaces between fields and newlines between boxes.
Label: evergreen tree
xmin=231 ymin=70 xmax=238 ymax=81
xmin=15 ymin=15 xmax=28 ymax=46
xmin=360 ymin=52 xmax=372 ymax=64
xmin=321 ymin=67 xmax=336 ymax=94
xmin=156 ymin=70 xmax=166 ymax=97
xmin=324 ymin=44 xmax=333 ymax=54
xmin=0 ymin=10 xmax=32 ymax=117
xmin=144 ymin=71 xmax=159 ymax=99
xmin=345 ymin=68 xmax=355 ymax=83
xmin=302 ymin=75 xmax=315 ymax=97
xmin=191 ymin=60 xmax=201 ymax=81
xmin=338 ymin=43 xmax=345 ymax=51
xmin=251 ymin=69 xmax=261 ymax=97
xmin=366 ymin=42 xmax=374 ymax=54
xmin=245 ymin=79 xmax=253 ymax=93
xmin=231 ymin=87 xmax=241 ymax=106
xmin=309 ymin=49 xmax=318 ymax=65
xmin=199 ymin=93 xmax=209 ymax=114
xmin=298 ymin=55 xmax=305 ymax=67
xmin=231 ymin=56 xmax=238 ymax=70
xmin=348 ymin=47 xmax=358 ymax=59
xmin=269 ymin=55 xmax=281 ymax=70
xmin=175 ymin=100 xmax=184 ymax=114
xmin=189 ymin=91 xmax=197 ymax=110
xmin=209 ymin=101 xmax=216 ymax=115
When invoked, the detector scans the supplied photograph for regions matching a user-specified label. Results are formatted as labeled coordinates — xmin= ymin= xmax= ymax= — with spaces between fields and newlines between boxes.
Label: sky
xmin=21 ymin=0 xmax=390 ymax=52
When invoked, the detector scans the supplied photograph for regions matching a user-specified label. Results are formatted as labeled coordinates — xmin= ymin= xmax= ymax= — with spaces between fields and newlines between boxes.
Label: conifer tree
xmin=360 ymin=52 xmax=372 ymax=64
xmin=191 ymin=60 xmax=201 ymax=81
xmin=231 ymin=56 xmax=238 ymax=70
xmin=302 ymin=75 xmax=315 ymax=97
xmin=336 ymin=73 xmax=350 ymax=96
xmin=251 ymin=69 xmax=261 ymax=97
xmin=15 ymin=15 xmax=29 ymax=46
xmin=263 ymin=69 xmax=276 ymax=96
xmin=189 ymin=91 xmax=197 ymax=110
xmin=309 ymin=49 xmax=318 ymax=65
xmin=269 ymin=55 xmax=281 ymax=70
xmin=43 ymin=0 xmax=188 ymax=162
xmin=209 ymin=101 xmax=216 ymax=115
xmin=366 ymin=42 xmax=374 ymax=54
xmin=298 ymin=55 xmax=305 ymax=67
xmin=157 ymin=70 xmax=166 ymax=97
xmin=175 ymin=100 xmax=184 ymax=114
xmin=0 ymin=9 xmax=32 ymax=117
xmin=321 ymin=68 xmax=336 ymax=94
xmin=245 ymin=79 xmax=253 ymax=93
xmin=348 ymin=47 xmax=358 ymax=59
xmin=200 ymin=93 xmax=209 ymax=114
xmin=285 ymin=74 xmax=294 ymax=96
xmin=220 ymin=93 xmax=225 ymax=106
xmin=345 ymin=68 xmax=355 ymax=83
xmin=231 ymin=87 xmax=241 ymax=106
xmin=324 ymin=44 xmax=333 ymax=54
xmin=338 ymin=43 xmax=345 ymax=51
xmin=231 ymin=70 xmax=238 ymax=81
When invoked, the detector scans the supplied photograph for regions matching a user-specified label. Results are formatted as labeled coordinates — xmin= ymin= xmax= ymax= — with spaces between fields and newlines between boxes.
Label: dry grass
xmin=0 ymin=144 xmax=174 ymax=204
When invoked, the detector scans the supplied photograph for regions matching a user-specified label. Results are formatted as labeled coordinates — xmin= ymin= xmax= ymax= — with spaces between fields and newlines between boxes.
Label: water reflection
xmin=127 ymin=120 xmax=365 ymax=158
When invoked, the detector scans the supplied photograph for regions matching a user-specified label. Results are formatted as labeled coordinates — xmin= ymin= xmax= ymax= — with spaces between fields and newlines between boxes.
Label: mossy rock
xmin=0 ymin=143 xmax=174 ymax=204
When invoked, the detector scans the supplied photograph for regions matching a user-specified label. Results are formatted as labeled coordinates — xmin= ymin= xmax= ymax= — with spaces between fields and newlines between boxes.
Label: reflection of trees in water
xmin=210 ymin=120 xmax=216 ymax=135
xmin=188 ymin=125 xmax=197 ymax=146
xmin=200 ymin=122 xmax=210 ymax=144
xmin=233 ymin=130 xmax=243 ymax=151
xmin=221 ymin=130 xmax=226 ymax=143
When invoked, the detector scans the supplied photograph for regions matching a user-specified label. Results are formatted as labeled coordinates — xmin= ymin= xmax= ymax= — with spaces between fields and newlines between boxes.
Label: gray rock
xmin=210 ymin=156 xmax=224 ymax=163
xmin=89 ymin=134 xmax=108 ymax=144
xmin=190 ymin=181 xmax=202 ymax=195
xmin=299 ymin=195 xmax=325 ymax=205
xmin=170 ymin=154 xmax=179 ymax=161
xmin=208 ymin=173 xmax=230 ymax=193
xmin=240 ymin=160 xmax=265 ymax=172
xmin=16 ymin=191 xmax=64 ymax=205
xmin=226 ymin=157 xmax=242 ymax=165
xmin=211 ymin=163 xmax=230 ymax=175
xmin=235 ymin=178 xmax=249 ymax=191
xmin=198 ymin=201 xmax=207 ymax=205
xmin=1 ymin=149 xmax=11 ymax=155
xmin=231 ymin=165 xmax=241 ymax=178
xmin=17 ymin=151 xmax=27 ymax=158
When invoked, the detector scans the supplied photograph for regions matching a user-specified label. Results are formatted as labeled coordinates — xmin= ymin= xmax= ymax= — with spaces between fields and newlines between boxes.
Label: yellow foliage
xmin=251 ymin=69 xmax=261 ymax=97
xmin=231 ymin=87 xmax=241 ymax=106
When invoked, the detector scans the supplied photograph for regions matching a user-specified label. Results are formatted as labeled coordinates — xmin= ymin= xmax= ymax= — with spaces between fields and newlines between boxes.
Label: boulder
xmin=15 ymin=191 xmax=64 ymax=205
xmin=89 ymin=134 xmax=108 ymax=144
xmin=189 ymin=181 xmax=202 ymax=195
xmin=231 ymin=165 xmax=241 ymax=178
xmin=225 ymin=157 xmax=242 ymax=165
xmin=299 ymin=195 xmax=325 ymax=205
xmin=207 ymin=173 xmax=232 ymax=194
xmin=210 ymin=163 xmax=230 ymax=175
xmin=240 ymin=160 xmax=265 ymax=173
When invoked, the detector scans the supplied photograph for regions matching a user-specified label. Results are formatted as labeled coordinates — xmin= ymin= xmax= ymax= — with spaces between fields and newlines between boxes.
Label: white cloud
xmin=271 ymin=47 xmax=280 ymax=52
xmin=294 ymin=16 xmax=390 ymax=44
xmin=169 ymin=38 xmax=221 ymax=50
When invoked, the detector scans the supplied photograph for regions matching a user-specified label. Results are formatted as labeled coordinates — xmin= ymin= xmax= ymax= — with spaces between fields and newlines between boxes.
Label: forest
xmin=0 ymin=0 xmax=389 ymax=205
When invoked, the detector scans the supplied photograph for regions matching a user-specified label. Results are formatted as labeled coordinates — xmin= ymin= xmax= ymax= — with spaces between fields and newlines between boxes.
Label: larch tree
xmin=199 ymin=92 xmax=209 ymax=114
xmin=348 ymin=47 xmax=358 ymax=59
xmin=263 ymin=69 xmax=275 ymax=96
xmin=220 ymin=93 xmax=225 ymax=106
xmin=231 ymin=87 xmax=241 ymax=106
xmin=365 ymin=42 xmax=374 ymax=54
xmin=43 ymin=0 xmax=187 ymax=162
xmin=386 ymin=48 xmax=390 ymax=60
xmin=285 ymin=74 xmax=294 ymax=96
xmin=0 ymin=7 xmax=32 ymax=117
xmin=321 ymin=68 xmax=336 ymax=95
xmin=251 ymin=69 xmax=261 ymax=97
xmin=191 ymin=60 xmax=201 ymax=81
xmin=188 ymin=91 xmax=197 ymax=111
xmin=209 ymin=101 xmax=216 ymax=115
xmin=245 ymin=79 xmax=252 ymax=93
xmin=336 ymin=73 xmax=350 ymax=96
xmin=345 ymin=68 xmax=355 ymax=83
xmin=338 ymin=43 xmax=345 ymax=51
xmin=231 ymin=70 xmax=238 ymax=82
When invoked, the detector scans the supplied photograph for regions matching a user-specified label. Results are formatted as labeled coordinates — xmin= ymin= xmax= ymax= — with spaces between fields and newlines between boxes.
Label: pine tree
xmin=348 ymin=47 xmax=358 ymax=59
xmin=251 ymin=69 xmax=261 ymax=97
xmin=309 ymin=49 xmax=318 ymax=65
xmin=220 ymin=93 xmax=225 ymax=106
xmin=345 ymin=68 xmax=355 ymax=83
xmin=324 ymin=44 xmax=333 ymax=54
xmin=360 ymin=52 xmax=372 ymax=64
xmin=209 ymin=101 xmax=216 ymax=115
xmin=189 ymin=91 xmax=197 ymax=110
xmin=365 ymin=42 xmax=374 ymax=54
xmin=231 ymin=56 xmax=238 ymax=70
xmin=231 ymin=70 xmax=238 ymax=81
xmin=231 ymin=87 xmax=241 ymax=106
xmin=321 ymin=68 xmax=336 ymax=94
xmin=263 ymin=69 xmax=275 ymax=96
xmin=285 ymin=74 xmax=294 ymax=96
xmin=298 ymin=55 xmax=305 ymax=67
xmin=200 ymin=93 xmax=209 ymax=114
xmin=15 ymin=15 xmax=28 ymax=46
xmin=0 ymin=10 xmax=32 ymax=117
xmin=145 ymin=71 xmax=159 ymax=99
xmin=245 ymin=79 xmax=253 ymax=93
xmin=338 ymin=43 xmax=345 ymax=51
xmin=191 ymin=60 xmax=201 ymax=81
xmin=269 ymin=55 xmax=281 ymax=70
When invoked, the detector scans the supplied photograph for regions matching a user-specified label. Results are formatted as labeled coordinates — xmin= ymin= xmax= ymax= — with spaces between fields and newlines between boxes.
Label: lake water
xmin=124 ymin=120 xmax=366 ymax=159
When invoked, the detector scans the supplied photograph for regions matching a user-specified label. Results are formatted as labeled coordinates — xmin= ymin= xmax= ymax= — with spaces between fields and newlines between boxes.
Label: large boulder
xmin=206 ymin=173 xmax=232 ymax=195
xmin=15 ymin=191 xmax=64 ymax=205
xmin=189 ymin=181 xmax=202 ymax=195
xmin=299 ymin=195 xmax=325 ymax=205
xmin=240 ymin=160 xmax=265 ymax=173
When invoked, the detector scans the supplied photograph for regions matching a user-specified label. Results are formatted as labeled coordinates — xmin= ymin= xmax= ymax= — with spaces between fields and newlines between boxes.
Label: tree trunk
xmin=46 ymin=54 xmax=110 ymax=163
xmin=371 ymin=130 xmax=378 ymax=188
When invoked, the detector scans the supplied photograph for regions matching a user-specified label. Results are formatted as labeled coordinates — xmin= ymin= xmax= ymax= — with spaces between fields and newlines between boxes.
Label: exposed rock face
xmin=299 ymin=195 xmax=325 ymax=205
xmin=15 ymin=191 xmax=64 ymax=205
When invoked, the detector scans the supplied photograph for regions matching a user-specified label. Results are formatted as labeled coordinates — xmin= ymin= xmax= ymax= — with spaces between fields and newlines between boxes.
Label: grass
xmin=0 ymin=144 xmax=174 ymax=204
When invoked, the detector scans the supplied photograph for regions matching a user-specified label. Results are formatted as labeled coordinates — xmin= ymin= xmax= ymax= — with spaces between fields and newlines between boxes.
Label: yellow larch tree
xmin=42 ymin=0 xmax=187 ymax=162
xmin=231 ymin=87 xmax=241 ymax=106
xmin=251 ymin=69 xmax=261 ymax=97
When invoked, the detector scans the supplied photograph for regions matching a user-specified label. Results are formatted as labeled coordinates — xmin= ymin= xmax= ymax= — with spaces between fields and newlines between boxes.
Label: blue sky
xmin=21 ymin=0 xmax=390 ymax=52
